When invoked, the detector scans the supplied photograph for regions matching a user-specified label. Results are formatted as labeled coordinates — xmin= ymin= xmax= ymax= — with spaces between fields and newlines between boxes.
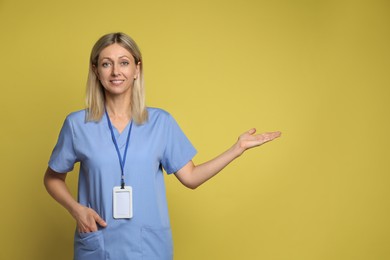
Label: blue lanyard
xmin=105 ymin=109 xmax=133 ymax=189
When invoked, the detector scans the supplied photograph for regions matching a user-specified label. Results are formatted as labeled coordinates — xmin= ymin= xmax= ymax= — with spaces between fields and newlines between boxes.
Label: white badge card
xmin=113 ymin=186 xmax=133 ymax=219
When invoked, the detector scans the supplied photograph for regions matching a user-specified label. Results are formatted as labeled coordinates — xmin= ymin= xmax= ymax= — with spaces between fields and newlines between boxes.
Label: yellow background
xmin=1 ymin=0 xmax=389 ymax=259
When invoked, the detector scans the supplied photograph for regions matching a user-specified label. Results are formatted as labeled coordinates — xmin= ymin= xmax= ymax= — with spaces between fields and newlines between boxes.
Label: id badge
xmin=113 ymin=186 xmax=133 ymax=219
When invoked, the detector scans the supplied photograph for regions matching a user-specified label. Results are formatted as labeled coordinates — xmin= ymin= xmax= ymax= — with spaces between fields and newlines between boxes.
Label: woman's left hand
xmin=235 ymin=128 xmax=281 ymax=155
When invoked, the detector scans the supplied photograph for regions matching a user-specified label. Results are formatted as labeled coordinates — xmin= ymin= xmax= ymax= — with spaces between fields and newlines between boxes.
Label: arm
xmin=43 ymin=167 xmax=107 ymax=232
xmin=174 ymin=128 xmax=281 ymax=189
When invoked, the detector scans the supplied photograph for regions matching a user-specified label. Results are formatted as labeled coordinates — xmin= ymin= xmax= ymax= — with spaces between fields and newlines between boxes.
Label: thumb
xmin=93 ymin=212 xmax=107 ymax=227
xmin=247 ymin=128 xmax=256 ymax=135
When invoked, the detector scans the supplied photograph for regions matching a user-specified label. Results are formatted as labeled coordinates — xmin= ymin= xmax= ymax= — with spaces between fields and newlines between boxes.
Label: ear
xmin=134 ymin=61 xmax=141 ymax=80
xmin=92 ymin=64 xmax=100 ymax=80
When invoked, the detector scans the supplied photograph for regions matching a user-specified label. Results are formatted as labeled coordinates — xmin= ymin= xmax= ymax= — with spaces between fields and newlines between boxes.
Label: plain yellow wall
xmin=0 ymin=0 xmax=389 ymax=259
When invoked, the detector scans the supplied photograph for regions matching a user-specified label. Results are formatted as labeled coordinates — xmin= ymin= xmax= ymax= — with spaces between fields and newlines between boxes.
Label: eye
xmin=120 ymin=61 xmax=130 ymax=66
xmin=101 ymin=62 xmax=111 ymax=68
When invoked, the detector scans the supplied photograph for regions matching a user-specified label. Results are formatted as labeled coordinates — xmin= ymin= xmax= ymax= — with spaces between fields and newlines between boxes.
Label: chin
xmin=105 ymin=87 xmax=132 ymax=96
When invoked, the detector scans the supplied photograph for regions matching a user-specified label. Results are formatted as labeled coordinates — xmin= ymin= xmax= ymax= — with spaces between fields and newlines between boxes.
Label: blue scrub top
xmin=49 ymin=108 xmax=197 ymax=260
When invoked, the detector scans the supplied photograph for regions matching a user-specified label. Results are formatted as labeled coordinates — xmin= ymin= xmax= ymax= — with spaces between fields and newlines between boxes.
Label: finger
xmin=257 ymin=132 xmax=281 ymax=143
xmin=247 ymin=128 xmax=256 ymax=135
xmin=239 ymin=128 xmax=256 ymax=140
xmin=89 ymin=223 xmax=98 ymax=232
xmin=83 ymin=218 xmax=98 ymax=232
xmin=93 ymin=212 xmax=107 ymax=227
xmin=80 ymin=214 xmax=98 ymax=232
xmin=78 ymin=223 xmax=91 ymax=233
xmin=267 ymin=131 xmax=282 ymax=140
xmin=271 ymin=131 xmax=282 ymax=138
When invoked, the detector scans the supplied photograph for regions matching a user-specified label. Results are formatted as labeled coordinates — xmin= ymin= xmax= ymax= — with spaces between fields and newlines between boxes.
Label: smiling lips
xmin=110 ymin=79 xmax=125 ymax=86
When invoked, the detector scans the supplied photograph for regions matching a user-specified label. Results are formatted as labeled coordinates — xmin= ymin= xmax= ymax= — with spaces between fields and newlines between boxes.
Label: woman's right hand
xmin=71 ymin=204 xmax=107 ymax=233
xmin=44 ymin=168 xmax=107 ymax=233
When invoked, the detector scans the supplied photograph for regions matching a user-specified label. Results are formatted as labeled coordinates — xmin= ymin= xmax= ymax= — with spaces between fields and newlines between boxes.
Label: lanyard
xmin=105 ymin=109 xmax=133 ymax=189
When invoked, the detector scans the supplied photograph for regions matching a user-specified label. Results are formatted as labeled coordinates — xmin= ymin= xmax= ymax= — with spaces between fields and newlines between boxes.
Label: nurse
xmin=44 ymin=32 xmax=281 ymax=260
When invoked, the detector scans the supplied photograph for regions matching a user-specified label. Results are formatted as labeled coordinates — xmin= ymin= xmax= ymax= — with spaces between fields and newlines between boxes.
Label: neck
xmin=105 ymin=95 xmax=132 ymax=119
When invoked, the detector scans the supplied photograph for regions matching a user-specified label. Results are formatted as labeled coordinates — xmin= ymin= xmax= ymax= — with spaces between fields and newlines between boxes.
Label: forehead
xmin=99 ymin=43 xmax=133 ymax=60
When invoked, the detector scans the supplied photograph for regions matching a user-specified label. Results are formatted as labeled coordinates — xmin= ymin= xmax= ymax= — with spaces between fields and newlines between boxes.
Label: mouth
xmin=110 ymin=80 xmax=125 ymax=85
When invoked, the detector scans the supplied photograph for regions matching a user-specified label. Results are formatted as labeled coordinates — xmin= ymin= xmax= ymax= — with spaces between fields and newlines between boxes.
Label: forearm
xmin=195 ymin=143 xmax=242 ymax=178
xmin=43 ymin=168 xmax=81 ymax=218
xmin=175 ymin=129 xmax=281 ymax=189
xmin=176 ymin=144 xmax=243 ymax=189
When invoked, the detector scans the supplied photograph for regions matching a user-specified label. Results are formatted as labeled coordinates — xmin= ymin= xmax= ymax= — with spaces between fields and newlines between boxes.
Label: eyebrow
xmin=100 ymin=55 xmax=131 ymax=61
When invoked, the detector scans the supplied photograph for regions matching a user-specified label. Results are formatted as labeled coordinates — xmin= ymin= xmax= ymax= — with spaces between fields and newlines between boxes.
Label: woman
xmin=44 ymin=32 xmax=281 ymax=260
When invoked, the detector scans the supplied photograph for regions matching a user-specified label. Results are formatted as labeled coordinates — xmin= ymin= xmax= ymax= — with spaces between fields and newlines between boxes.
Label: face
xmin=94 ymin=43 xmax=140 ymax=97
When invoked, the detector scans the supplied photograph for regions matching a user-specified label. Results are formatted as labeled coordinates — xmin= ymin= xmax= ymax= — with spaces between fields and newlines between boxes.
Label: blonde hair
xmin=85 ymin=32 xmax=148 ymax=124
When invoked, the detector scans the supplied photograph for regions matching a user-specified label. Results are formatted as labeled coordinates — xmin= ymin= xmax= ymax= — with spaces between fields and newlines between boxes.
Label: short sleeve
xmin=48 ymin=116 xmax=78 ymax=173
xmin=161 ymin=114 xmax=197 ymax=174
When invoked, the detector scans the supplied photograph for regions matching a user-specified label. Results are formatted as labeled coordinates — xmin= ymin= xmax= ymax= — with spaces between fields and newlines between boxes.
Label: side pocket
xmin=74 ymin=230 xmax=107 ymax=260
xmin=141 ymin=226 xmax=173 ymax=260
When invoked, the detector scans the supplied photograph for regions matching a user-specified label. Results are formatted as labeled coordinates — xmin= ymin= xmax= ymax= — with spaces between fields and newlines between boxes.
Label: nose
xmin=111 ymin=63 xmax=120 ymax=76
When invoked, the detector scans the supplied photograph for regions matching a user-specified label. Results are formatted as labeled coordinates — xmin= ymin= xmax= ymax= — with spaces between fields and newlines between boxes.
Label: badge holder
xmin=113 ymin=186 xmax=133 ymax=219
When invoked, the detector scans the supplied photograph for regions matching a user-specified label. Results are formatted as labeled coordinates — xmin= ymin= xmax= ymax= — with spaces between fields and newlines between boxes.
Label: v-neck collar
xmin=105 ymin=113 xmax=133 ymax=148
xmin=115 ymin=122 xmax=132 ymax=148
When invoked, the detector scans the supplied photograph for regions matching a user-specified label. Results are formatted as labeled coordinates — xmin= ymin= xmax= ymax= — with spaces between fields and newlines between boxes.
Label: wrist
xmin=68 ymin=202 xmax=83 ymax=219
xmin=230 ymin=142 xmax=245 ymax=158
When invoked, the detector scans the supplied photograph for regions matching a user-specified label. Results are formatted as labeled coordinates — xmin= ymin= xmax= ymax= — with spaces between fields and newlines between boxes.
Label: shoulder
xmin=147 ymin=107 xmax=170 ymax=116
xmin=62 ymin=109 xmax=88 ymax=127
xmin=146 ymin=107 xmax=173 ymax=121
xmin=145 ymin=107 xmax=179 ymax=127
xmin=65 ymin=109 xmax=87 ymax=121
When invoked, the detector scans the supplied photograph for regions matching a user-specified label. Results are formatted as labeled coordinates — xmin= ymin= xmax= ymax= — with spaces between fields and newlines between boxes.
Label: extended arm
xmin=174 ymin=128 xmax=281 ymax=189
xmin=43 ymin=167 xmax=107 ymax=232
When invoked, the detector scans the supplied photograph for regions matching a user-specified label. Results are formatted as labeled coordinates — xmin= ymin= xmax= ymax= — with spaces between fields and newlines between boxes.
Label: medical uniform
xmin=49 ymin=107 xmax=197 ymax=260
